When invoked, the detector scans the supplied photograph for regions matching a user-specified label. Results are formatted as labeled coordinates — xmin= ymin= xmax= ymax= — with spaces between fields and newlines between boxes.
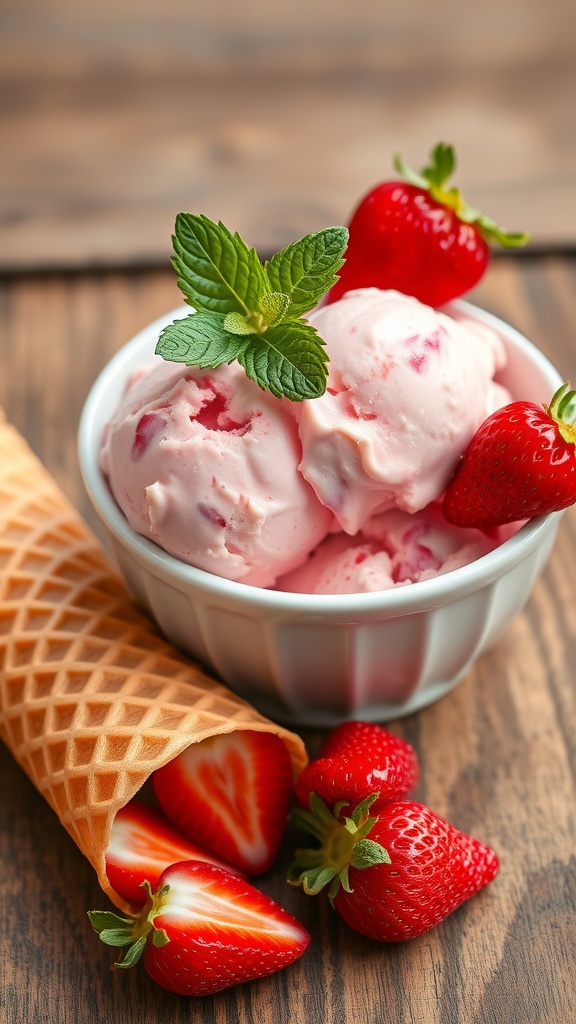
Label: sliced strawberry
xmin=152 ymin=730 xmax=294 ymax=875
xmin=89 ymin=860 xmax=310 ymax=996
xmin=105 ymin=798 xmax=242 ymax=906
xmin=443 ymin=382 xmax=576 ymax=528
xmin=289 ymin=794 xmax=499 ymax=942
xmin=295 ymin=721 xmax=419 ymax=813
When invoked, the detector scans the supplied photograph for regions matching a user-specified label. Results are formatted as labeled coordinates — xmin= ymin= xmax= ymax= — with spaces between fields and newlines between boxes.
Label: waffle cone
xmin=0 ymin=410 xmax=307 ymax=911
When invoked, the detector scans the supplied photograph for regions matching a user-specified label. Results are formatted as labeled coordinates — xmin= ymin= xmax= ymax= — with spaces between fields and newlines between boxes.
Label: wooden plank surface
xmin=1 ymin=0 xmax=576 ymax=270
xmin=0 ymin=257 xmax=575 ymax=1023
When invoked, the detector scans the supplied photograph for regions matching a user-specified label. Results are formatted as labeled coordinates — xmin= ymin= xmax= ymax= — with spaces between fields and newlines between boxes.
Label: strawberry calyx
xmin=88 ymin=879 xmax=170 ymax=969
xmin=544 ymin=381 xmax=576 ymax=444
xmin=287 ymin=792 xmax=391 ymax=904
xmin=394 ymin=142 xmax=530 ymax=249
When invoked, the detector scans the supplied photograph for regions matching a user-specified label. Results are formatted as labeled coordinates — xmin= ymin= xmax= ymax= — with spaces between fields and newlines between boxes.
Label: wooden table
xmin=3 ymin=0 xmax=576 ymax=271
xmin=2 ymin=2 xmax=576 ymax=1012
xmin=1 ymin=256 xmax=575 ymax=1024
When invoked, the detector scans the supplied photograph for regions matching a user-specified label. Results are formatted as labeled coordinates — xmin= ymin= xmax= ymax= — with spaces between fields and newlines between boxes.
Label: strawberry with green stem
xmin=443 ymin=381 xmax=576 ymax=528
xmin=327 ymin=142 xmax=530 ymax=308
xmin=289 ymin=793 xmax=499 ymax=942
xmin=89 ymin=860 xmax=310 ymax=996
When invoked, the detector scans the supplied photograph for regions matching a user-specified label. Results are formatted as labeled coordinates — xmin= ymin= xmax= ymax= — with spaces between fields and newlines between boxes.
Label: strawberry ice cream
xmin=293 ymin=289 xmax=510 ymax=534
xmin=274 ymin=503 xmax=517 ymax=594
xmin=100 ymin=287 xmax=513 ymax=591
xmin=99 ymin=359 xmax=333 ymax=587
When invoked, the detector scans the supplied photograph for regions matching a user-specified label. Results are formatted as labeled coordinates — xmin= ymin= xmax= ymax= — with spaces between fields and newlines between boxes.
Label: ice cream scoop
xmin=100 ymin=359 xmax=333 ymax=587
xmin=274 ymin=502 xmax=517 ymax=595
xmin=292 ymin=288 xmax=511 ymax=534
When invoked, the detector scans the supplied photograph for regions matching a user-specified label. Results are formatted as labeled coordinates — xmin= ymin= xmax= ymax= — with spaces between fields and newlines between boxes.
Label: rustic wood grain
xmin=1 ymin=259 xmax=576 ymax=1024
xmin=1 ymin=0 xmax=576 ymax=270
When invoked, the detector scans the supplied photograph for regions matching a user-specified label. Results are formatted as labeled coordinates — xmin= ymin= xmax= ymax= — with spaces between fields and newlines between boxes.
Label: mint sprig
xmin=155 ymin=214 xmax=348 ymax=401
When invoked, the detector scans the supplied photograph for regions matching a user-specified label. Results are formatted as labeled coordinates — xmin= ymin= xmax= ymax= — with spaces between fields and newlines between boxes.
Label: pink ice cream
xmin=100 ymin=359 xmax=333 ymax=587
xmin=274 ymin=503 xmax=517 ymax=595
xmin=293 ymin=289 xmax=511 ymax=534
xmin=101 ymin=287 xmax=513 ymax=591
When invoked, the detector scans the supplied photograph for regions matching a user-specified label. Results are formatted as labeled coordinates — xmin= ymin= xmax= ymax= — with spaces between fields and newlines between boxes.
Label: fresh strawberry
xmin=295 ymin=721 xmax=419 ymax=813
xmin=89 ymin=860 xmax=310 ymax=996
xmin=443 ymin=381 xmax=576 ymax=528
xmin=289 ymin=794 xmax=499 ymax=942
xmin=105 ymin=798 xmax=242 ymax=906
xmin=152 ymin=730 xmax=294 ymax=875
xmin=327 ymin=142 xmax=529 ymax=308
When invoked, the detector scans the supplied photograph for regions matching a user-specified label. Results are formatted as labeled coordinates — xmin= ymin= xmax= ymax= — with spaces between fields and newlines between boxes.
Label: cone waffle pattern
xmin=0 ymin=411 xmax=307 ymax=910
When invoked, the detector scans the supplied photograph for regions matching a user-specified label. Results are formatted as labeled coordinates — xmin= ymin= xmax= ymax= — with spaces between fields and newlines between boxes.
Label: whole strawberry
xmin=289 ymin=794 xmax=499 ymax=942
xmin=295 ymin=721 xmax=419 ymax=813
xmin=443 ymin=381 xmax=576 ymax=528
xmin=89 ymin=861 xmax=310 ymax=996
xmin=327 ymin=142 xmax=529 ymax=308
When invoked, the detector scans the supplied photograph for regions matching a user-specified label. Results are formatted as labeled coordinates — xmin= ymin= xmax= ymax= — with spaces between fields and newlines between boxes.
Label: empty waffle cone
xmin=0 ymin=410 xmax=307 ymax=911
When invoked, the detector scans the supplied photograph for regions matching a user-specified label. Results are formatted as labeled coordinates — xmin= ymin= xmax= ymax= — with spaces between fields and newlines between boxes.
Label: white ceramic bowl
xmin=78 ymin=302 xmax=563 ymax=727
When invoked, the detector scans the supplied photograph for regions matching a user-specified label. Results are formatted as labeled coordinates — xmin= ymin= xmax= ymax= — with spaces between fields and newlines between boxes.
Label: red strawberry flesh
xmin=105 ymin=798 xmax=242 ymax=906
xmin=89 ymin=860 xmax=310 ymax=997
xmin=152 ymin=730 xmax=294 ymax=875
xmin=144 ymin=862 xmax=310 ymax=996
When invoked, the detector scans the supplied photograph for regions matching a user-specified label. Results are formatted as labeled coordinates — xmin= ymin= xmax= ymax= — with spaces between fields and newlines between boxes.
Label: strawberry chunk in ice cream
xmin=274 ymin=503 xmax=517 ymax=595
xmin=100 ymin=359 xmax=333 ymax=587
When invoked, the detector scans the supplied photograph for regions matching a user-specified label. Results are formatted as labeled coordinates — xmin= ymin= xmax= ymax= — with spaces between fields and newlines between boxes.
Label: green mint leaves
xmin=155 ymin=214 xmax=348 ymax=401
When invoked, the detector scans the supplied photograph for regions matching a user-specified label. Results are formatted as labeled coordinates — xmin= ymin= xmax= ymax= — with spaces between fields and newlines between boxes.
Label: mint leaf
xmin=259 ymin=291 xmax=291 ymax=326
xmin=223 ymin=292 xmax=291 ymax=336
xmin=157 ymin=214 xmax=347 ymax=400
xmin=172 ymin=213 xmax=269 ymax=314
xmin=264 ymin=227 xmax=348 ymax=320
xmin=237 ymin=320 xmax=328 ymax=402
xmin=156 ymin=313 xmax=247 ymax=367
xmin=223 ymin=311 xmax=256 ymax=336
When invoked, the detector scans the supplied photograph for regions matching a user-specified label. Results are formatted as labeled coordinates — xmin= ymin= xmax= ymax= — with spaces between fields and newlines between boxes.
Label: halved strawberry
xmin=295 ymin=721 xmax=419 ymax=813
xmin=89 ymin=860 xmax=310 ymax=996
xmin=152 ymin=730 xmax=294 ymax=875
xmin=105 ymin=798 xmax=242 ymax=906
